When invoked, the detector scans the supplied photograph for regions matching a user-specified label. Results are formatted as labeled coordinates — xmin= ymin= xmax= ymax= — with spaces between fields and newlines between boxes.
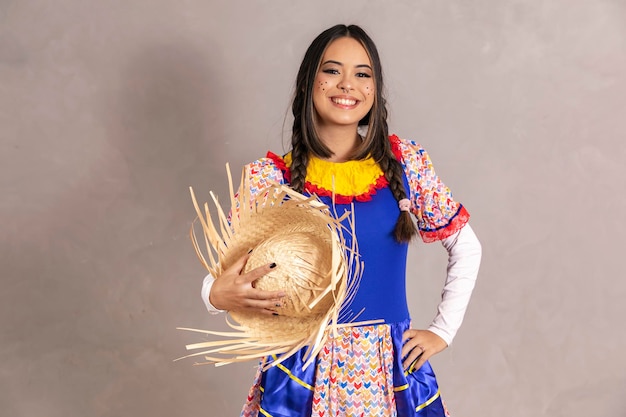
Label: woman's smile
xmin=330 ymin=95 xmax=359 ymax=107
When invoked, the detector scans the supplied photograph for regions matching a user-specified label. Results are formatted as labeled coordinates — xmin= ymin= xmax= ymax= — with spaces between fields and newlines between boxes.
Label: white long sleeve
xmin=427 ymin=223 xmax=482 ymax=346
xmin=201 ymin=273 xmax=225 ymax=314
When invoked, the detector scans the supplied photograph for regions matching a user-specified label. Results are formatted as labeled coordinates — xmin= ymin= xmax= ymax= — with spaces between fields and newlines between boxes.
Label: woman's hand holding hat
xmin=209 ymin=253 xmax=285 ymax=315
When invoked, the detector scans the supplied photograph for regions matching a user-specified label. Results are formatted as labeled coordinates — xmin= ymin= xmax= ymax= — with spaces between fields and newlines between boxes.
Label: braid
xmin=289 ymin=92 xmax=309 ymax=193
xmin=377 ymin=147 xmax=419 ymax=243
xmin=290 ymin=131 xmax=309 ymax=193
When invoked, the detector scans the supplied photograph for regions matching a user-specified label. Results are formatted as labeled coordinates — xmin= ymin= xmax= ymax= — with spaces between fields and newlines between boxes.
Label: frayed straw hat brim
xmin=177 ymin=165 xmax=365 ymax=369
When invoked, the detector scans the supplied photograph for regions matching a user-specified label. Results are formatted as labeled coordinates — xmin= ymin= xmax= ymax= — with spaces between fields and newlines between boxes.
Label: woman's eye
xmin=323 ymin=68 xmax=339 ymax=75
xmin=356 ymin=72 xmax=372 ymax=78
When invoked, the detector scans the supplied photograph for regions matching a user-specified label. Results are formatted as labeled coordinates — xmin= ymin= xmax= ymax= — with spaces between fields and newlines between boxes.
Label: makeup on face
xmin=312 ymin=37 xmax=375 ymax=129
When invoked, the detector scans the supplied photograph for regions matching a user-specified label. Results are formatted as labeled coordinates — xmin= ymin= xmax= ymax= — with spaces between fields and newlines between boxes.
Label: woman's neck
xmin=316 ymin=124 xmax=360 ymax=162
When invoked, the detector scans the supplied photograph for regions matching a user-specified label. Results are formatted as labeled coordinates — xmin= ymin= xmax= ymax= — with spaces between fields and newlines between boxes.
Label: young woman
xmin=201 ymin=24 xmax=482 ymax=417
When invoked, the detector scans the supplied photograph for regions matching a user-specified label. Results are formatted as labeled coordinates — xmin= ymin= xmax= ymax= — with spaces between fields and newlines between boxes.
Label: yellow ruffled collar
xmin=280 ymin=152 xmax=388 ymax=203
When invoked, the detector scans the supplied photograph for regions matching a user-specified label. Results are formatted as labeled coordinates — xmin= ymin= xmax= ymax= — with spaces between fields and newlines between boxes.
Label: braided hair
xmin=290 ymin=24 xmax=418 ymax=243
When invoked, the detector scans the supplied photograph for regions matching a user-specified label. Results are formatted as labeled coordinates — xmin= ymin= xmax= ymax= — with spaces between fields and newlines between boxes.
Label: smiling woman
xmin=199 ymin=24 xmax=482 ymax=417
xmin=312 ymin=37 xmax=375 ymax=142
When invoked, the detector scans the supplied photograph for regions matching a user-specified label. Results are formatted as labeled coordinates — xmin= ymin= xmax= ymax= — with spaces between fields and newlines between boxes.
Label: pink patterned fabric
xmin=311 ymin=324 xmax=397 ymax=417
xmin=240 ymin=324 xmax=398 ymax=417
xmin=390 ymin=135 xmax=469 ymax=242
xmin=229 ymin=158 xmax=287 ymax=221
xmin=244 ymin=158 xmax=287 ymax=197
xmin=241 ymin=365 xmax=263 ymax=417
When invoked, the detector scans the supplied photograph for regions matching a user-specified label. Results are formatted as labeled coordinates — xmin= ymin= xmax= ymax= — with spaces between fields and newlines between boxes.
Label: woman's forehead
xmin=321 ymin=37 xmax=372 ymax=67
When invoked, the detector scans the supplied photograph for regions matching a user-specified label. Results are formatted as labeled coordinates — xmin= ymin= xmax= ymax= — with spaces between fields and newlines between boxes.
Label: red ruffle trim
xmin=389 ymin=134 xmax=403 ymax=162
xmin=266 ymin=151 xmax=291 ymax=182
xmin=420 ymin=205 xmax=471 ymax=243
xmin=305 ymin=175 xmax=389 ymax=204
xmin=265 ymin=151 xmax=389 ymax=204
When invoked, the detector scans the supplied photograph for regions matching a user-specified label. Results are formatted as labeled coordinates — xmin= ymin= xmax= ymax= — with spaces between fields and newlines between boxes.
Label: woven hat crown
xmin=245 ymin=231 xmax=333 ymax=318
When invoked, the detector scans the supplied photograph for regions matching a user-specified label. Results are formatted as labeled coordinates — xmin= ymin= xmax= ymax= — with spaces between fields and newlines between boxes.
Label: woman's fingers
xmin=401 ymin=329 xmax=447 ymax=371
xmin=245 ymin=288 xmax=286 ymax=302
xmin=210 ymin=254 xmax=285 ymax=312
xmin=241 ymin=261 xmax=278 ymax=285
xmin=242 ymin=262 xmax=286 ymax=304
xmin=226 ymin=253 xmax=251 ymax=275
xmin=237 ymin=298 xmax=283 ymax=314
xmin=401 ymin=333 xmax=425 ymax=370
xmin=240 ymin=286 xmax=286 ymax=315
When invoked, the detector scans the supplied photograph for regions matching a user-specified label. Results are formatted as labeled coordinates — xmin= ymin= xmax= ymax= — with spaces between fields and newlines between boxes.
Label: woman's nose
xmin=337 ymin=76 xmax=353 ymax=92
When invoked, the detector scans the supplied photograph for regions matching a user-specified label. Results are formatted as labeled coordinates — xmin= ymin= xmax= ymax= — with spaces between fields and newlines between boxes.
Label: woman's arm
xmin=201 ymin=274 xmax=224 ymax=314
xmin=428 ymin=222 xmax=482 ymax=344
xmin=402 ymin=223 xmax=482 ymax=370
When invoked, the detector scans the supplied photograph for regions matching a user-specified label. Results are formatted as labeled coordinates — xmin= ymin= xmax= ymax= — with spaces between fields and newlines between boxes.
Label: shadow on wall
xmin=2 ymin=40 xmax=229 ymax=416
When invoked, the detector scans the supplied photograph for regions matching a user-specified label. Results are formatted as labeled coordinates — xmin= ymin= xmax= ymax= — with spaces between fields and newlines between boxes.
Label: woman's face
xmin=312 ymin=37 xmax=375 ymax=131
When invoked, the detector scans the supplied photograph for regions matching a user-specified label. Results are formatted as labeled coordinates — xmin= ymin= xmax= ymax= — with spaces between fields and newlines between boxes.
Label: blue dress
xmin=240 ymin=136 xmax=469 ymax=417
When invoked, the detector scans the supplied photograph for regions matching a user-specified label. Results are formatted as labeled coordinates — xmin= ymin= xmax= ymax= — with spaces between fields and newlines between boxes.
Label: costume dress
xmin=232 ymin=135 xmax=470 ymax=417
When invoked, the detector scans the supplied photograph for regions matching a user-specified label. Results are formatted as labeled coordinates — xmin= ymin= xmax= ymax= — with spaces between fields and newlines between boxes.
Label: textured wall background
xmin=2 ymin=1 xmax=625 ymax=416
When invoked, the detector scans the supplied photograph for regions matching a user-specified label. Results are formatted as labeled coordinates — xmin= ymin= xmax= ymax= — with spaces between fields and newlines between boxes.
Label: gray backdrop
xmin=2 ymin=1 xmax=625 ymax=416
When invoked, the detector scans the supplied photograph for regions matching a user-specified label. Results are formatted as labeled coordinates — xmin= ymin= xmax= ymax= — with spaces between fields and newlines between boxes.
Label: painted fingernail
xmin=272 ymin=312 xmax=279 ymax=316
xmin=269 ymin=262 xmax=276 ymax=268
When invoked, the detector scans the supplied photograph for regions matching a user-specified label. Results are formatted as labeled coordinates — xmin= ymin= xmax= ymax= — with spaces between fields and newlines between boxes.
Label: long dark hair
xmin=290 ymin=24 xmax=417 ymax=242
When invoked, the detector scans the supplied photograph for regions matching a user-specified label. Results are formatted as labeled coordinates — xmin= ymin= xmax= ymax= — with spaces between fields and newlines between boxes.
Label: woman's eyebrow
xmin=321 ymin=60 xmax=343 ymax=66
xmin=321 ymin=60 xmax=372 ymax=70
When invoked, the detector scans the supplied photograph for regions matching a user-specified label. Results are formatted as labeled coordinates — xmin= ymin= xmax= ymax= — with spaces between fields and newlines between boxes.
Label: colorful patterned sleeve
xmin=229 ymin=156 xmax=286 ymax=221
xmin=391 ymin=135 xmax=470 ymax=243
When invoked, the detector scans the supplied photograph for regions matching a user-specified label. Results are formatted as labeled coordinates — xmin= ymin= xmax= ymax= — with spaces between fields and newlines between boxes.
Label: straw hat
xmin=177 ymin=165 xmax=361 ymax=369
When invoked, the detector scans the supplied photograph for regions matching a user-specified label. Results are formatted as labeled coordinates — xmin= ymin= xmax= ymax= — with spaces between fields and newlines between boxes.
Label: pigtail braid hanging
xmin=290 ymin=93 xmax=309 ymax=193
xmin=290 ymin=136 xmax=309 ymax=193
xmin=377 ymin=151 xmax=419 ymax=243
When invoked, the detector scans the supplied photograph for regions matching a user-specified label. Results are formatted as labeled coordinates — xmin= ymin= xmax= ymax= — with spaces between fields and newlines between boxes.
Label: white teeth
xmin=332 ymin=98 xmax=357 ymax=106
